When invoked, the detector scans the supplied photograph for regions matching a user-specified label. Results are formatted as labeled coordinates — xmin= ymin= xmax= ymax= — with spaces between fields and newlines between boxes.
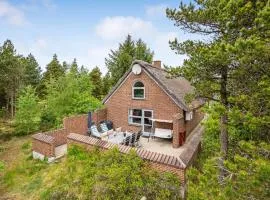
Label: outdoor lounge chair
xmin=100 ymin=123 xmax=109 ymax=133
xmin=90 ymin=125 xmax=101 ymax=138
xmin=153 ymin=128 xmax=172 ymax=139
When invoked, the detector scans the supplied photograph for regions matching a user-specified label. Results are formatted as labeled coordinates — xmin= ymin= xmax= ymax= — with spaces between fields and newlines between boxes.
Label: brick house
xmin=102 ymin=60 xmax=204 ymax=148
xmin=32 ymin=60 xmax=204 ymax=199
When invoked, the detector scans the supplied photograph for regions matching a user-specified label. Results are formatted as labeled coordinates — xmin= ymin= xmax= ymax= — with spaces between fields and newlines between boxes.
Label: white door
xmin=142 ymin=110 xmax=153 ymax=134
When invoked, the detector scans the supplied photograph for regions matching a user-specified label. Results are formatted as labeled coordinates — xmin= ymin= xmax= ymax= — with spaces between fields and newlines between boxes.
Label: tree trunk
xmin=219 ymin=66 xmax=229 ymax=183
xmin=11 ymin=93 xmax=14 ymax=118
xmin=6 ymin=97 xmax=9 ymax=118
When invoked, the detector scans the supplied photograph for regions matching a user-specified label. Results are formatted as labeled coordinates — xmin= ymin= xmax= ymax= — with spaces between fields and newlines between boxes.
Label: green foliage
xmin=42 ymin=54 xmax=65 ymax=82
xmin=15 ymin=86 xmax=41 ymax=135
xmin=69 ymin=58 xmax=79 ymax=75
xmin=188 ymin=108 xmax=270 ymax=200
xmin=0 ymin=40 xmax=24 ymax=117
xmin=102 ymin=72 xmax=113 ymax=96
xmin=166 ymin=0 xmax=270 ymax=150
xmin=0 ymin=160 xmax=4 ymax=172
xmin=22 ymin=54 xmax=41 ymax=87
xmin=43 ymin=71 xmax=102 ymax=126
xmin=106 ymin=35 xmax=154 ymax=85
xmin=41 ymin=145 xmax=181 ymax=200
xmin=1 ymin=142 xmax=181 ymax=200
xmin=89 ymin=66 xmax=103 ymax=100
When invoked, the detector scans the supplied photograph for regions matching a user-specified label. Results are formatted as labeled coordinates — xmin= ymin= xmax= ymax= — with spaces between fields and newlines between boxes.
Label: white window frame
xmin=128 ymin=109 xmax=153 ymax=133
xmin=132 ymin=81 xmax=145 ymax=99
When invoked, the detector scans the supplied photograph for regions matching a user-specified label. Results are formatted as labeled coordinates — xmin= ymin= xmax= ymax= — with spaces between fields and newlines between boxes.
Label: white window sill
xmin=128 ymin=123 xmax=142 ymax=127
xmin=132 ymin=98 xmax=145 ymax=100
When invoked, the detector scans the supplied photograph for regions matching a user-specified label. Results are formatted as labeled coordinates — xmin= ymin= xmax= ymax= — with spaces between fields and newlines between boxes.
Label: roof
xmin=102 ymin=60 xmax=203 ymax=111
xmin=32 ymin=133 xmax=55 ymax=144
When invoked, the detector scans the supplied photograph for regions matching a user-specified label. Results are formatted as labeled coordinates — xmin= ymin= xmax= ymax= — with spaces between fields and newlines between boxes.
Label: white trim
xmin=152 ymin=119 xmax=173 ymax=123
xmin=132 ymin=87 xmax=145 ymax=99
xmin=132 ymin=81 xmax=145 ymax=99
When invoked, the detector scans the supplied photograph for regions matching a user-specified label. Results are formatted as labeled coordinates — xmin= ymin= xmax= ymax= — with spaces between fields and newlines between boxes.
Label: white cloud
xmin=41 ymin=0 xmax=56 ymax=10
xmin=95 ymin=16 xmax=155 ymax=40
xmin=93 ymin=15 xmax=186 ymax=71
xmin=0 ymin=0 xmax=28 ymax=26
xmin=35 ymin=38 xmax=47 ymax=49
xmin=145 ymin=4 xmax=167 ymax=18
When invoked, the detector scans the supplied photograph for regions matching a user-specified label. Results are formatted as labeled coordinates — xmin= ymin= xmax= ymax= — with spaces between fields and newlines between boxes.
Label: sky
xmin=0 ymin=0 xmax=200 ymax=74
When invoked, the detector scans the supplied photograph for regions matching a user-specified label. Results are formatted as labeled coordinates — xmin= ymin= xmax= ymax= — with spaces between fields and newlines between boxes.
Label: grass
xmin=0 ymin=119 xmax=15 ymax=141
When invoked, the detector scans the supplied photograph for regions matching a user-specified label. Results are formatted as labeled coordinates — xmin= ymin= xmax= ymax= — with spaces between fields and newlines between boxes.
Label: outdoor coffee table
xmin=107 ymin=132 xmax=132 ymax=144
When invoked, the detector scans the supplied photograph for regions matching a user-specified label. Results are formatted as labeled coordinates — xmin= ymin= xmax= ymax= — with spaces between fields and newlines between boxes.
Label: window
xmin=128 ymin=109 xmax=153 ymax=132
xmin=128 ymin=109 xmax=142 ymax=125
xmin=132 ymin=81 xmax=145 ymax=99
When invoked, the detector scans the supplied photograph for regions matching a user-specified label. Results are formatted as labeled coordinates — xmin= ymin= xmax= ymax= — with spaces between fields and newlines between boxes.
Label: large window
xmin=128 ymin=109 xmax=153 ymax=133
xmin=132 ymin=81 xmax=145 ymax=99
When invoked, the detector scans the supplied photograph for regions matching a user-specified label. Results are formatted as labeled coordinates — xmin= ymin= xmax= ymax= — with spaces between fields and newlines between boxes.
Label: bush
xmin=188 ymin=104 xmax=270 ymax=200
xmin=44 ymin=72 xmax=102 ymax=127
xmin=39 ymin=109 xmax=57 ymax=131
xmin=15 ymin=86 xmax=41 ymax=135
xmin=41 ymin=146 xmax=181 ymax=200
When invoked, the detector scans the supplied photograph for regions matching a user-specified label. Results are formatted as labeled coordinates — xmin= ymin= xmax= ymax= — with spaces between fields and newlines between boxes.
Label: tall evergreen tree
xmin=42 ymin=54 xmax=65 ymax=82
xmin=0 ymin=40 xmax=23 ymax=117
xmin=166 ymin=0 xmax=270 ymax=181
xmin=89 ymin=67 xmax=103 ymax=100
xmin=135 ymin=39 xmax=154 ymax=62
xmin=102 ymin=72 xmax=112 ymax=96
xmin=70 ymin=58 xmax=79 ymax=75
xmin=105 ymin=35 xmax=154 ymax=85
xmin=23 ymin=53 xmax=41 ymax=87
xmin=62 ymin=61 xmax=69 ymax=72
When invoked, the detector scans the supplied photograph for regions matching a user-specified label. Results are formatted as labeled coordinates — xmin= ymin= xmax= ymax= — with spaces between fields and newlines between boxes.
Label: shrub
xmin=15 ymin=86 xmax=41 ymax=135
xmin=41 ymin=146 xmax=181 ymax=200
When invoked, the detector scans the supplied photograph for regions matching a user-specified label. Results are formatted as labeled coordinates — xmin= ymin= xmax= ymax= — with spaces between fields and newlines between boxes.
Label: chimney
xmin=152 ymin=60 xmax=161 ymax=69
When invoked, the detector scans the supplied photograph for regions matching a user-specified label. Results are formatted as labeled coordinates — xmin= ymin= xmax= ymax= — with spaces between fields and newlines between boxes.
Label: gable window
xmin=132 ymin=81 xmax=145 ymax=99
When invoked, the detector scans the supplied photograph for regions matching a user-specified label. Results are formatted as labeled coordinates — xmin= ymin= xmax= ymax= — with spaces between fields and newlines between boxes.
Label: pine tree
xmin=0 ymin=40 xmax=23 ymax=117
xmin=23 ymin=53 xmax=41 ymax=87
xmin=105 ymin=35 xmax=154 ymax=85
xmin=70 ymin=58 xmax=78 ymax=75
xmin=135 ymin=39 xmax=154 ymax=62
xmin=102 ymin=72 xmax=112 ymax=96
xmin=42 ymin=54 xmax=65 ymax=82
xmin=62 ymin=61 xmax=69 ymax=72
xmin=89 ymin=67 xmax=103 ymax=100
xmin=166 ymin=0 xmax=270 ymax=181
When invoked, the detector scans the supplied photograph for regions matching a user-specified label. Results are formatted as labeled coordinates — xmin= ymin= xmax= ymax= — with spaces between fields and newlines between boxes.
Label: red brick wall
xmin=185 ymin=108 xmax=204 ymax=137
xmin=173 ymin=113 xmax=185 ymax=148
xmin=155 ymin=122 xmax=173 ymax=129
xmin=32 ymin=139 xmax=54 ymax=157
xmin=63 ymin=114 xmax=88 ymax=135
xmin=105 ymin=70 xmax=183 ymax=132
xmin=45 ymin=129 xmax=68 ymax=146
xmin=91 ymin=108 xmax=107 ymax=124
xmin=150 ymin=162 xmax=186 ymax=183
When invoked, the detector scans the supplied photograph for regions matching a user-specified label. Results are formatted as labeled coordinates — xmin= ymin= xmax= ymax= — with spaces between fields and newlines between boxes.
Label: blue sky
xmin=0 ymin=0 xmax=198 ymax=74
